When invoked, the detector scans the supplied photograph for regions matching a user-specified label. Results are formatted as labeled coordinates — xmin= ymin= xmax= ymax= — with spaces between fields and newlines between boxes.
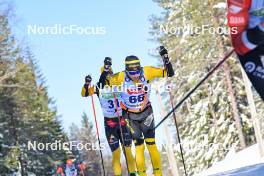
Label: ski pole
xmin=90 ymin=95 xmax=106 ymax=176
xmin=169 ymin=92 xmax=188 ymax=176
xmin=155 ymin=49 xmax=235 ymax=129
xmin=112 ymin=92 xmax=131 ymax=175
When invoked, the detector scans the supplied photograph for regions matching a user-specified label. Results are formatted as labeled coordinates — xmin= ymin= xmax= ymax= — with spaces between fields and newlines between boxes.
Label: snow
xmin=213 ymin=2 xmax=226 ymax=9
xmin=196 ymin=144 xmax=264 ymax=176
xmin=210 ymin=164 xmax=264 ymax=176
xmin=11 ymin=172 xmax=36 ymax=176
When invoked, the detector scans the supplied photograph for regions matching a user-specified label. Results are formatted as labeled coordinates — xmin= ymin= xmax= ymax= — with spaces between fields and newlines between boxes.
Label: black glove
xmin=104 ymin=57 xmax=112 ymax=71
xmin=85 ymin=75 xmax=92 ymax=85
xmin=159 ymin=46 xmax=170 ymax=64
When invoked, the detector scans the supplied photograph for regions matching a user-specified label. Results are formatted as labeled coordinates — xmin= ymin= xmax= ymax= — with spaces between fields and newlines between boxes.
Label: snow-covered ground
xmin=196 ymin=144 xmax=264 ymax=176
xmin=209 ymin=163 xmax=264 ymax=176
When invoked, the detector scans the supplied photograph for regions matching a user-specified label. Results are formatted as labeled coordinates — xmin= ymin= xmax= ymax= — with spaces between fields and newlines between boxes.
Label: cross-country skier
xmin=55 ymin=160 xmax=84 ymax=176
xmin=106 ymin=47 xmax=174 ymax=176
xmin=227 ymin=0 xmax=264 ymax=100
xmin=65 ymin=159 xmax=78 ymax=176
xmin=81 ymin=57 xmax=137 ymax=176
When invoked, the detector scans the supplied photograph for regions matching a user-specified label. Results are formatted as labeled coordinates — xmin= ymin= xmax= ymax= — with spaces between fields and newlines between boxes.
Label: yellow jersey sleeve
xmin=109 ymin=67 xmax=166 ymax=85
xmin=81 ymin=85 xmax=95 ymax=97
xmin=143 ymin=66 xmax=166 ymax=82
xmin=109 ymin=71 xmax=125 ymax=86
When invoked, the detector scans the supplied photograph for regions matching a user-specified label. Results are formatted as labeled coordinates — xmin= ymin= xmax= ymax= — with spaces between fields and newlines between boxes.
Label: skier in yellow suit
xmin=107 ymin=46 xmax=175 ymax=176
xmin=81 ymin=57 xmax=137 ymax=176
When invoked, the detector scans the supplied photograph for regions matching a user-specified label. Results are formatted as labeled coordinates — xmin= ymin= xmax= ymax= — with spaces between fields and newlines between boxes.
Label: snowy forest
xmin=1 ymin=0 xmax=264 ymax=176
xmin=151 ymin=0 xmax=264 ymax=175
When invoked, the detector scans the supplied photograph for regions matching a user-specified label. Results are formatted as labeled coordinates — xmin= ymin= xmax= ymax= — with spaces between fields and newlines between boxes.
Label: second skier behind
xmin=81 ymin=57 xmax=137 ymax=176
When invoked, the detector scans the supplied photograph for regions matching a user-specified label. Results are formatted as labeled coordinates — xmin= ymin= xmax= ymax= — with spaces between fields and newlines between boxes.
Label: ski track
xmin=210 ymin=163 xmax=264 ymax=176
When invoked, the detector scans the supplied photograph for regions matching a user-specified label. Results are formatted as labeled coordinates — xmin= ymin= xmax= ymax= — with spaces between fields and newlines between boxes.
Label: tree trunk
xmin=223 ymin=63 xmax=247 ymax=149
xmin=209 ymin=2 xmax=247 ymax=148
xmin=156 ymin=90 xmax=181 ymax=176
xmin=241 ymin=67 xmax=264 ymax=156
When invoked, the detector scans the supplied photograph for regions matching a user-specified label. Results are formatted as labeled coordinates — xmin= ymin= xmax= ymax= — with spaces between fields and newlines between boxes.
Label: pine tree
xmin=150 ymin=0 xmax=258 ymax=174
xmin=0 ymin=7 xmax=72 ymax=175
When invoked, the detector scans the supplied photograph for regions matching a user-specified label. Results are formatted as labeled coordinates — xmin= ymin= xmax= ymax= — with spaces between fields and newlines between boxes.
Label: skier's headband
xmin=125 ymin=60 xmax=140 ymax=65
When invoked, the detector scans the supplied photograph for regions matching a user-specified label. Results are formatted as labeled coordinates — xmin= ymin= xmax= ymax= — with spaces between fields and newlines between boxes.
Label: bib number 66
xmin=129 ymin=94 xmax=145 ymax=103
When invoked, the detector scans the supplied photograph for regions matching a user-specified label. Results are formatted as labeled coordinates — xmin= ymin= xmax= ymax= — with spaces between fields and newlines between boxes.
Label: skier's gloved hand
xmin=84 ymin=75 xmax=92 ymax=88
xmin=85 ymin=75 xmax=92 ymax=83
xmin=159 ymin=46 xmax=170 ymax=64
xmin=104 ymin=57 xmax=112 ymax=71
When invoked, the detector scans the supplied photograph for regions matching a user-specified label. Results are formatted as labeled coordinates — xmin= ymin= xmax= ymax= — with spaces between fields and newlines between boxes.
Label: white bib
xmin=99 ymin=87 xmax=122 ymax=118
xmin=121 ymin=71 xmax=151 ymax=112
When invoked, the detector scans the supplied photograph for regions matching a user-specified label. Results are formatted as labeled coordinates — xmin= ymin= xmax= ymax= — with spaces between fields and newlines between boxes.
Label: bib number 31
xmin=108 ymin=99 xmax=120 ymax=108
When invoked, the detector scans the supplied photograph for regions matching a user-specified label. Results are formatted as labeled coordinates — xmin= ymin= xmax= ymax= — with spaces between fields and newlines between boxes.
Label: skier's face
xmin=127 ymin=65 xmax=141 ymax=81
xmin=128 ymin=70 xmax=141 ymax=81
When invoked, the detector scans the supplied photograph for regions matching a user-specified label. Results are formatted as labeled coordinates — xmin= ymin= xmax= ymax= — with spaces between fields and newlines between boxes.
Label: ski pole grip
xmin=159 ymin=46 xmax=170 ymax=64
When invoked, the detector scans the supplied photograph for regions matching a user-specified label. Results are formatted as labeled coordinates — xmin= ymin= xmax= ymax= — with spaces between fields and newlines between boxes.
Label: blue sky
xmin=11 ymin=0 xmax=171 ymax=147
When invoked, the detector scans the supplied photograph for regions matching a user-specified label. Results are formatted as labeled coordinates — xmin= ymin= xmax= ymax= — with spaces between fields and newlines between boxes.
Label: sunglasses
xmin=128 ymin=70 xmax=141 ymax=75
